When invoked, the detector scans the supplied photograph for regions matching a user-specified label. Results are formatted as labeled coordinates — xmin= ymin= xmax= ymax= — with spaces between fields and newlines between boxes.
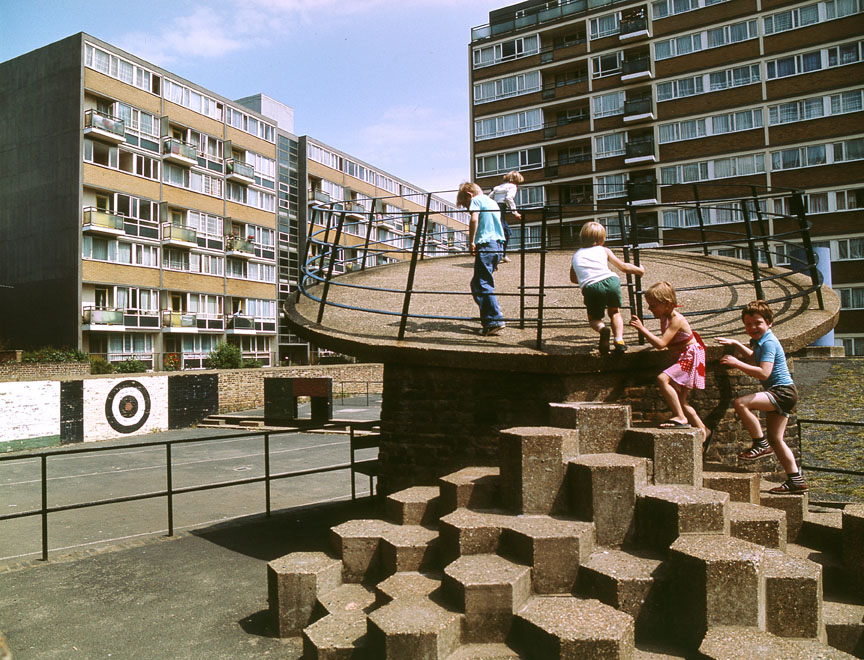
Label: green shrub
xmin=242 ymin=358 xmax=262 ymax=369
xmin=22 ymin=346 xmax=89 ymax=363
xmin=114 ymin=359 xmax=148 ymax=373
xmin=204 ymin=343 xmax=243 ymax=369
xmin=163 ymin=353 xmax=181 ymax=371
xmin=89 ymin=356 xmax=114 ymax=374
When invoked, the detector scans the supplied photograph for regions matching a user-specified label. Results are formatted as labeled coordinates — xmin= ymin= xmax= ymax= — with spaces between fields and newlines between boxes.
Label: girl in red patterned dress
xmin=629 ymin=281 xmax=708 ymax=441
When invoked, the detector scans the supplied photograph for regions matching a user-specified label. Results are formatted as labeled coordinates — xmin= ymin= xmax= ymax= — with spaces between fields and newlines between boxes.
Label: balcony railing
xmin=84 ymin=109 xmax=126 ymax=143
xmin=311 ymin=190 xmax=331 ymax=204
xmin=624 ymin=97 xmax=653 ymax=117
xmin=625 ymin=139 xmax=655 ymax=159
xmin=162 ymin=223 xmax=198 ymax=245
xmin=82 ymin=307 xmax=124 ymax=325
xmin=82 ymin=207 xmax=125 ymax=235
xmin=227 ymin=314 xmax=255 ymax=330
xmin=162 ymin=137 xmax=197 ymax=164
xmin=162 ymin=311 xmax=197 ymax=328
xmin=226 ymin=236 xmax=255 ymax=256
xmin=226 ymin=158 xmax=255 ymax=183
xmin=471 ymin=0 xmax=591 ymax=42
xmin=622 ymin=57 xmax=651 ymax=77
xmin=628 ymin=180 xmax=658 ymax=202
xmin=620 ymin=16 xmax=649 ymax=36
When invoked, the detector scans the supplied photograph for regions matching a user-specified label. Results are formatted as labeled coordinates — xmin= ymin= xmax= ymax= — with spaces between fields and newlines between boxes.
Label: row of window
xmin=767 ymin=41 xmax=863 ymax=79
xmin=654 ymin=20 xmax=757 ymax=60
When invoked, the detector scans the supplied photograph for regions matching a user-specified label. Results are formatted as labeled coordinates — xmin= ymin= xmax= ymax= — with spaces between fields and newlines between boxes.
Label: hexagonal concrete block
xmin=380 ymin=525 xmax=439 ymax=575
xmin=375 ymin=572 xmax=442 ymax=606
xmin=330 ymin=519 xmax=399 ymax=583
xmin=367 ymin=597 xmax=462 ymax=660
xmin=620 ymin=428 xmax=702 ymax=486
xmin=438 ymin=466 xmax=500 ymax=515
xmin=842 ymin=503 xmax=864 ymax=594
xmin=699 ymin=626 xmax=858 ymax=660
xmin=268 ymin=551 xmax=342 ymax=638
xmin=762 ymin=549 xmax=823 ymax=640
xmin=302 ymin=611 xmax=367 ymax=660
xmin=703 ymin=471 xmax=760 ymax=503
xmin=729 ymin=501 xmax=787 ymax=550
xmin=438 ymin=508 xmax=510 ymax=564
xmin=386 ymin=486 xmax=441 ymax=526
xmin=548 ymin=402 xmax=631 ymax=454
xmin=317 ymin=583 xmax=375 ymax=617
xmin=760 ymin=481 xmax=807 ymax=542
xmin=636 ymin=485 xmax=729 ymax=551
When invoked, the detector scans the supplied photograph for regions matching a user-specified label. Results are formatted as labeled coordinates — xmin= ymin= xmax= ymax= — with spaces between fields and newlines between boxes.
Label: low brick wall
xmin=217 ymin=363 xmax=383 ymax=413
xmin=0 ymin=361 xmax=90 ymax=381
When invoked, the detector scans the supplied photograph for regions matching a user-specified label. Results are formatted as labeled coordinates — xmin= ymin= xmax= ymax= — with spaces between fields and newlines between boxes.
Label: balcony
xmin=621 ymin=57 xmax=652 ymax=81
xmin=341 ymin=201 xmax=368 ymax=219
xmin=161 ymin=223 xmax=198 ymax=248
xmin=628 ymin=179 xmax=658 ymax=206
xmin=226 ymin=236 xmax=255 ymax=258
xmin=162 ymin=310 xmax=198 ymax=332
xmin=225 ymin=158 xmax=255 ymax=184
xmin=226 ymin=314 xmax=255 ymax=333
xmin=161 ymin=137 xmax=197 ymax=166
xmin=83 ymin=109 xmax=126 ymax=144
xmin=310 ymin=189 xmax=331 ymax=205
xmin=82 ymin=207 xmax=125 ymax=236
xmin=82 ymin=307 xmax=124 ymax=327
xmin=619 ymin=16 xmax=649 ymax=40
xmin=471 ymin=0 xmax=588 ymax=42
xmin=625 ymin=138 xmax=656 ymax=164
xmin=623 ymin=97 xmax=655 ymax=122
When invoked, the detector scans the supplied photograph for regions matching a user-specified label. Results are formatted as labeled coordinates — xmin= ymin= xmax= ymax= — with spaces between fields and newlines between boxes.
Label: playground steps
xmin=267 ymin=401 xmax=863 ymax=658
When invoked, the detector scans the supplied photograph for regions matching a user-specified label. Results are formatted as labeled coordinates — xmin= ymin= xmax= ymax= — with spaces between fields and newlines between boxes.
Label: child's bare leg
xmin=608 ymin=307 xmax=624 ymax=340
xmin=733 ymin=392 xmax=770 ymax=438
xmin=657 ymin=373 xmax=687 ymax=423
xmin=679 ymin=388 xmax=707 ymax=438
xmin=588 ymin=316 xmax=605 ymax=334
xmin=767 ymin=412 xmax=799 ymax=474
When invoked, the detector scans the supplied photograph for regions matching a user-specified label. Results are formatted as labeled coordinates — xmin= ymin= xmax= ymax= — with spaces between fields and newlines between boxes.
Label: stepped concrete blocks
xmin=762 ymin=549 xmax=823 ymax=640
xmin=499 ymin=426 xmax=580 ymax=515
xmin=698 ymin=627 xmax=856 ymax=660
xmin=438 ymin=509 xmax=509 ymax=563
xmin=447 ymin=642 xmax=521 ymax=659
xmin=515 ymin=595 xmax=635 ymax=659
xmin=375 ymin=572 xmax=441 ymax=606
xmin=317 ymin=583 xmax=375 ymax=617
xmin=268 ymin=551 xmax=343 ymax=638
xmin=823 ymin=600 xmax=864 ymax=657
xmin=386 ymin=486 xmax=440 ymax=526
xmin=438 ymin=467 xmax=500 ymax=515
xmin=760 ymin=481 xmax=807 ymax=542
xmin=702 ymin=472 xmax=760 ymax=503
xmin=620 ymin=428 xmax=702 ymax=486
xmin=443 ymin=554 xmax=531 ymax=643
xmin=667 ymin=535 xmax=765 ymax=648
xmin=502 ymin=516 xmax=596 ymax=594
xmin=842 ymin=504 xmax=864 ymax=593
xmin=728 ymin=502 xmax=787 ymax=550
xmin=330 ymin=519 xmax=399 ymax=583
xmin=380 ymin=525 xmax=439 ymax=574
xmin=579 ymin=549 xmax=666 ymax=639
xmin=367 ymin=597 xmax=462 ymax=660
xmin=302 ymin=611 xmax=367 ymax=660
xmin=635 ymin=485 xmax=729 ymax=551
xmin=800 ymin=508 xmax=843 ymax=553
xmin=548 ymin=402 xmax=631 ymax=454
xmin=568 ymin=453 xmax=648 ymax=547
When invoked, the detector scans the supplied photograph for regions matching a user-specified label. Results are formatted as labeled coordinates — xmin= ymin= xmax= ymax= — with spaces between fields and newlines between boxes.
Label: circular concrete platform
xmin=287 ymin=250 xmax=839 ymax=373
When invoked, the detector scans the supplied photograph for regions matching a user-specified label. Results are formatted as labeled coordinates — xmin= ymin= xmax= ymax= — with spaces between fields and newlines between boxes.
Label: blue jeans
xmin=471 ymin=241 xmax=504 ymax=329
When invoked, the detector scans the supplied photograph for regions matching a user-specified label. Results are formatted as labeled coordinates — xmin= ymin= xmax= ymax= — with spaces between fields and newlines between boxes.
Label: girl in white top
xmin=490 ymin=171 xmax=523 ymax=263
xmin=570 ymin=222 xmax=645 ymax=354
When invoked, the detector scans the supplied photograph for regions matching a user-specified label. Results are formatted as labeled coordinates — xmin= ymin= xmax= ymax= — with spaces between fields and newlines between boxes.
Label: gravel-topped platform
xmin=287 ymin=250 xmax=839 ymax=372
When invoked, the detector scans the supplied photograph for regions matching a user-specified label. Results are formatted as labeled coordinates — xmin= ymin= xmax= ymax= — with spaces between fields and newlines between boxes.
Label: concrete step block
xmin=443 ymin=554 xmax=532 ymax=643
xmin=759 ymin=480 xmax=807 ymax=542
xmin=386 ymin=486 xmax=441 ymax=527
xmin=799 ymin=508 xmax=843 ymax=553
xmin=579 ymin=548 xmax=667 ymax=641
xmin=728 ymin=502 xmax=787 ymax=550
xmin=501 ymin=516 xmax=596 ymax=594
xmin=268 ymin=551 xmax=343 ymax=638
xmin=514 ymin=595 xmax=635 ymax=659
xmin=302 ymin=611 xmax=368 ymax=660
xmin=499 ymin=426 xmax=580 ymax=515
xmin=380 ymin=525 xmax=439 ymax=575
xmin=375 ymin=571 xmax=442 ymax=607
xmin=823 ymin=599 xmax=864 ymax=657
xmin=699 ymin=626 xmax=858 ymax=660
xmin=635 ymin=485 xmax=729 ymax=552
xmin=667 ymin=535 xmax=765 ymax=648
xmin=438 ymin=467 xmax=500 ymax=515
xmin=786 ymin=543 xmax=847 ymax=598
xmin=446 ymin=642 xmax=522 ymax=659
xmin=548 ymin=402 xmax=632 ymax=454
xmin=633 ymin=642 xmax=688 ymax=659
xmin=620 ymin=428 xmax=702 ymax=486
xmin=762 ymin=549 xmax=824 ymax=640
xmin=842 ymin=504 xmax=864 ymax=594
xmin=330 ymin=519 xmax=399 ymax=583
xmin=317 ymin=583 xmax=375 ymax=617
xmin=439 ymin=508 xmax=510 ymax=564
xmin=568 ymin=453 xmax=649 ymax=547
xmin=702 ymin=471 xmax=760 ymax=504
xmin=367 ymin=597 xmax=462 ymax=660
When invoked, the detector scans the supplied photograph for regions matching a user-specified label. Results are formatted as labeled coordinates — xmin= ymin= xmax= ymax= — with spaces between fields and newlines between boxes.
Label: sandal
xmin=768 ymin=479 xmax=808 ymax=494
xmin=599 ymin=327 xmax=611 ymax=355
xmin=659 ymin=419 xmax=691 ymax=429
xmin=738 ymin=444 xmax=773 ymax=460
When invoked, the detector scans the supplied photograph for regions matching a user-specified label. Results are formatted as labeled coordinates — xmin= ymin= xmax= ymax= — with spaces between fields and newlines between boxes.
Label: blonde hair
xmin=503 ymin=171 xmax=524 ymax=184
xmin=742 ymin=300 xmax=774 ymax=324
xmin=644 ymin=281 xmax=678 ymax=307
xmin=457 ymin=182 xmax=482 ymax=209
xmin=580 ymin=221 xmax=606 ymax=247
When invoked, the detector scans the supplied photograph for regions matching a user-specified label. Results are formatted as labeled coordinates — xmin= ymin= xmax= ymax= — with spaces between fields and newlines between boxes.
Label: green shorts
xmin=582 ymin=275 xmax=622 ymax=319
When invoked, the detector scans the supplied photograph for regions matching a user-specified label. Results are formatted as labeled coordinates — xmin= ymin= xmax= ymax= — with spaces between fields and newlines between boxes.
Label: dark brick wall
xmin=60 ymin=380 xmax=84 ymax=444
xmin=168 ymin=374 xmax=219 ymax=429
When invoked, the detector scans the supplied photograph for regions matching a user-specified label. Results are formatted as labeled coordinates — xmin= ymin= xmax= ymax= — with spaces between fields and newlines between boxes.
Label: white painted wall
xmin=83 ymin=376 xmax=168 ymax=441
xmin=0 ymin=381 xmax=61 ymax=444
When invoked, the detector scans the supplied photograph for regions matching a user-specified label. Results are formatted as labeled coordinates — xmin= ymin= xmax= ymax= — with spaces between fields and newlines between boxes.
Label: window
xmin=595 ymin=133 xmax=626 ymax=158
xmin=657 ymin=64 xmax=759 ymax=101
xmin=711 ymin=109 xmax=763 ymax=134
xmin=709 ymin=64 xmax=760 ymax=90
xmin=765 ymin=0 xmax=863 ymax=34
xmin=656 ymin=75 xmax=703 ymax=101
xmin=473 ymin=71 xmax=541 ymax=104
xmin=475 ymin=109 xmax=543 ymax=140
xmin=659 ymin=118 xmax=708 ymax=143
xmin=840 ymin=336 xmax=864 ymax=356
xmin=654 ymin=33 xmax=702 ymax=60
xmin=597 ymin=174 xmax=628 ymax=199
xmin=661 ymin=154 xmax=764 ymax=183
xmin=164 ymin=79 xmax=223 ymax=121
xmin=473 ymin=34 xmax=540 ymax=68
xmin=190 ymin=253 xmax=224 ymax=275
xmin=767 ymin=42 xmax=863 ymax=79
xmin=808 ymin=192 xmax=830 ymax=213
xmin=707 ymin=20 xmax=758 ymax=47
xmin=516 ymin=186 xmax=545 ymax=207
xmin=831 ymin=89 xmax=864 ymax=114
xmin=836 ymin=188 xmax=864 ymax=209
xmin=476 ymin=147 xmax=542 ymax=176
xmin=837 ymin=237 xmax=864 ymax=259
xmin=663 ymin=208 xmax=702 ymax=228
xmin=593 ymin=91 xmax=626 ymax=118
xmin=223 ymin=105 xmax=276 ymax=143
xmin=652 ymin=0 xmax=728 ymax=19
xmin=769 ymin=96 xmax=826 ymax=124
xmin=590 ymin=12 xmax=620 ymax=39
xmin=85 ymin=43 xmax=161 ymax=94
xmin=83 ymin=139 xmax=118 ymax=168
xmin=839 ymin=287 xmax=864 ymax=309
xmin=834 ymin=138 xmax=864 ymax=162
xmin=592 ymin=52 xmax=622 ymax=78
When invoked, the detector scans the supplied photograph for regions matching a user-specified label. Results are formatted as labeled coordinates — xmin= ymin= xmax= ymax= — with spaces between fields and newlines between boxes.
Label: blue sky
xmin=1 ymin=0 xmax=506 ymax=200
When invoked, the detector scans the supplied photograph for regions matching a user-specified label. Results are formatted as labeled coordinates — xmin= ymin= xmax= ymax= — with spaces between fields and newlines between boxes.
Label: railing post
xmin=316 ymin=210 xmax=347 ymax=324
xmin=397 ymin=202 xmax=429 ymax=340
xmin=692 ymin=184 xmax=709 ymax=256
xmin=361 ymin=206 xmax=375 ymax=271
xmin=750 ymin=187 xmax=773 ymax=268
xmin=740 ymin=199 xmax=765 ymax=301
xmin=519 ymin=210 xmax=527 ymax=329
xmin=618 ymin=208 xmax=638 ymax=326
xmin=628 ymin=202 xmax=645 ymax=340
xmin=791 ymin=191 xmax=825 ymax=310
xmin=419 ymin=194 xmax=433 ymax=260
xmin=41 ymin=454 xmax=48 ymax=561
xmin=166 ymin=443 xmax=174 ymax=537
xmin=535 ymin=207 xmax=548 ymax=350
xmin=264 ymin=433 xmax=271 ymax=518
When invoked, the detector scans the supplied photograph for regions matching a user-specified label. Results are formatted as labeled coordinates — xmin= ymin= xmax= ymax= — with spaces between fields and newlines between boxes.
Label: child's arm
xmin=715 ymin=337 xmax=753 ymax=359
xmin=604 ymin=247 xmax=645 ymax=277
xmin=629 ymin=314 xmax=687 ymax=350
xmin=569 ymin=264 xmax=579 ymax=285
xmin=468 ymin=212 xmax=479 ymax=255
xmin=720 ymin=353 xmax=774 ymax=380
xmin=505 ymin=185 xmax=521 ymax=219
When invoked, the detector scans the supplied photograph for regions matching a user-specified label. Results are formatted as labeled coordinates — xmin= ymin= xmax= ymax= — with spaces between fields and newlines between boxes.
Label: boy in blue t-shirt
xmin=717 ymin=300 xmax=806 ymax=494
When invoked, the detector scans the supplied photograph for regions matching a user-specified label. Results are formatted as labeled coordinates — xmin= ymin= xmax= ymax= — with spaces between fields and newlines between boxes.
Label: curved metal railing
xmin=297 ymin=183 xmax=826 ymax=350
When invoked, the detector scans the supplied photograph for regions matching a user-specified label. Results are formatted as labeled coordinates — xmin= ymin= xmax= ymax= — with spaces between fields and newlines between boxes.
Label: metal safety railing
xmin=299 ymin=183 xmax=827 ymax=352
xmin=796 ymin=418 xmax=864 ymax=478
xmin=0 ymin=422 xmax=379 ymax=561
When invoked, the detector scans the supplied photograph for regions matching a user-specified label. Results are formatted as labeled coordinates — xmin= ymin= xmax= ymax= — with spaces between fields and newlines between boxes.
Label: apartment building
xmin=469 ymin=0 xmax=864 ymax=353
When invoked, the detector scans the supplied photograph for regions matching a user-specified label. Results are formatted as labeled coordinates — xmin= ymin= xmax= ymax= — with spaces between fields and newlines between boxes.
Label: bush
xmin=204 ymin=343 xmax=243 ymax=370
xmin=114 ymin=359 xmax=148 ymax=373
xmin=242 ymin=358 xmax=262 ymax=369
xmin=22 ymin=346 xmax=89 ymax=363
xmin=90 ymin=356 xmax=114 ymax=374
xmin=163 ymin=353 xmax=181 ymax=371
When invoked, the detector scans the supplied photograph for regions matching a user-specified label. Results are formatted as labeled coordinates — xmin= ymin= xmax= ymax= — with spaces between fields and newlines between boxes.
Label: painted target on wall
xmin=105 ymin=380 xmax=151 ymax=433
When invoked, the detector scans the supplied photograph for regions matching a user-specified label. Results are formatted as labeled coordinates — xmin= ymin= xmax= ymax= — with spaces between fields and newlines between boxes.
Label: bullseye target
xmin=105 ymin=380 xmax=151 ymax=433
